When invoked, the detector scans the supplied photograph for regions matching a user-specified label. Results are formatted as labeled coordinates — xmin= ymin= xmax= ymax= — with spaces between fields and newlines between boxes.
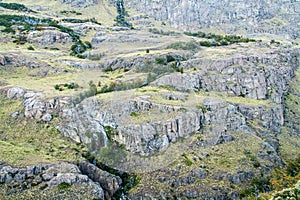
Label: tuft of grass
xmin=57 ymin=182 xmax=72 ymax=190
xmin=130 ymin=112 xmax=140 ymax=117
xmin=182 ymin=153 xmax=193 ymax=166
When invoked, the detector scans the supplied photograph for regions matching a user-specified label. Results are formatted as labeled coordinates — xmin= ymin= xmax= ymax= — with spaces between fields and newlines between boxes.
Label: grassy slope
xmin=0 ymin=95 xmax=84 ymax=167
xmin=2 ymin=0 xmax=116 ymax=25
xmin=0 ymin=0 xmax=299 ymax=199
xmin=279 ymin=68 xmax=300 ymax=159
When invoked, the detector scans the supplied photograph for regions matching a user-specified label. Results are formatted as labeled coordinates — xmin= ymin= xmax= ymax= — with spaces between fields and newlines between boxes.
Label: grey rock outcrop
xmin=126 ymin=0 xmax=300 ymax=38
xmin=27 ymin=30 xmax=72 ymax=45
xmin=60 ymin=22 xmax=104 ymax=36
xmin=1 ymin=87 xmax=69 ymax=122
xmin=60 ymin=0 xmax=99 ymax=8
xmin=0 ymin=53 xmax=51 ymax=69
xmin=58 ymin=92 xmax=283 ymax=157
xmin=78 ymin=161 xmax=122 ymax=199
xmin=6 ymin=87 xmax=25 ymax=99
xmin=59 ymin=96 xmax=203 ymax=156
xmin=0 ymin=54 xmax=6 ymax=65
xmin=202 ymin=98 xmax=247 ymax=145
xmin=227 ymin=171 xmax=255 ymax=185
xmin=153 ymin=49 xmax=299 ymax=104
xmin=0 ymin=162 xmax=105 ymax=199
xmin=22 ymin=92 xmax=69 ymax=122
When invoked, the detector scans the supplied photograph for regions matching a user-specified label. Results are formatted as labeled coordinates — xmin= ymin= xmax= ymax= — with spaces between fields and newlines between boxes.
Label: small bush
xmin=130 ymin=112 xmax=140 ymax=117
xmin=71 ymin=42 xmax=86 ymax=55
xmin=50 ymin=47 xmax=60 ymax=51
xmin=76 ymin=54 xmax=85 ymax=59
xmin=84 ymin=41 xmax=92 ymax=49
xmin=88 ymin=53 xmax=104 ymax=61
xmin=104 ymin=126 xmax=118 ymax=141
xmin=57 ymin=182 xmax=71 ymax=190
xmin=54 ymin=85 xmax=60 ymax=90
xmin=166 ymin=55 xmax=176 ymax=63
xmin=104 ymin=66 xmax=113 ymax=72
xmin=167 ymin=41 xmax=200 ymax=50
xmin=182 ymin=153 xmax=193 ymax=166
xmin=27 ymin=46 xmax=35 ymax=50
xmin=155 ymin=57 xmax=166 ymax=65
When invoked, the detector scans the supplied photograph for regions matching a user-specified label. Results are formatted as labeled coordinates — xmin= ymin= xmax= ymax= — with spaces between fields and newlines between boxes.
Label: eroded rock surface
xmin=60 ymin=0 xmax=99 ymax=8
xmin=0 ymin=162 xmax=105 ymax=199
xmin=126 ymin=0 xmax=300 ymax=38
xmin=27 ymin=30 xmax=72 ymax=45
xmin=153 ymin=49 xmax=299 ymax=104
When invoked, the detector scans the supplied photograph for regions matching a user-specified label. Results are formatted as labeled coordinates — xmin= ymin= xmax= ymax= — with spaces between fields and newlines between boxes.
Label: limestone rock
xmin=27 ymin=30 xmax=72 ymax=45
xmin=1 ymin=53 xmax=50 ymax=69
xmin=78 ymin=161 xmax=122 ymax=198
xmin=0 ymin=162 xmax=105 ymax=199
xmin=0 ymin=54 xmax=6 ymax=65
xmin=126 ymin=0 xmax=300 ymax=38
xmin=153 ymin=49 xmax=299 ymax=104
xmin=60 ymin=0 xmax=99 ymax=8
xmin=153 ymin=73 xmax=201 ymax=92
xmin=227 ymin=171 xmax=255 ymax=185
xmin=7 ymin=87 xmax=25 ymax=99
xmin=59 ymin=96 xmax=203 ymax=156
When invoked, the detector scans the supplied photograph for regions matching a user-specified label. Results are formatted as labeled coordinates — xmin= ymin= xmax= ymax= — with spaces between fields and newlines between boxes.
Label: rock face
xmin=60 ymin=0 xmax=99 ymax=8
xmin=27 ymin=30 xmax=72 ymax=45
xmin=153 ymin=49 xmax=299 ymax=104
xmin=1 ymin=87 xmax=69 ymax=122
xmin=78 ymin=161 xmax=122 ymax=199
xmin=0 ymin=54 xmax=6 ymax=66
xmin=58 ymin=91 xmax=284 ymax=158
xmin=126 ymin=0 xmax=300 ymax=38
xmin=59 ymin=96 xmax=203 ymax=156
xmin=0 ymin=162 xmax=105 ymax=199
xmin=0 ymin=53 xmax=50 ymax=69
xmin=22 ymin=91 xmax=69 ymax=122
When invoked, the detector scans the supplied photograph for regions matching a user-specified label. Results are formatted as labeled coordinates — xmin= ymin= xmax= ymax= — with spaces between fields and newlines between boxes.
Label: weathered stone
xmin=60 ymin=0 xmax=99 ymax=8
xmin=1 ymin=53 xmax=50 ymax=69
xmin=0 ymin=162 xmax=105 ymax=199
xmin=10 ymin=111 xmax=19 ymax=118
xmin=78 ymin=161 xmax=122 ymax=198
xmin=126 ymin=0 xmax=300 ymax=38
xmin=190 ymin=168 xmax=209 ymax=179
xmin=153 ymin=49 xmax=299 ymax=104
xmin=227 ymin=171 xmax=255 ymax=185
xmin=7 ymin=87 xmax=25 ymax=99
xmin=42 ymin=113 xmax=52 ymax=122
xmin=27 ymin=30 xmax=72 ymax=45
xmin=0 ymin=54 xmax=6 ymax=65
xmin=153 ymin=73 xmax=201 ymax=92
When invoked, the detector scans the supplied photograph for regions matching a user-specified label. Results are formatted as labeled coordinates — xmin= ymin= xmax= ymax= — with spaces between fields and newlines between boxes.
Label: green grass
xmin=0 ymin=95 xmax=84 ymax=167
xmin=0 ymin=184 xmax=100 ymax=199
xmin=0 ymin=2 xmax=34 ymax=13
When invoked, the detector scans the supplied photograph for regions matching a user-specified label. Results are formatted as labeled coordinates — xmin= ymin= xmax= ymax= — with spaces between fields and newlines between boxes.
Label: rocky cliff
xmin=126 ymin=0 xmax=300 ymax=38
xmin=0 ymin=0 xmax=299 ymax=199
xmin=0 ymin=161 xmax=123 ymax=199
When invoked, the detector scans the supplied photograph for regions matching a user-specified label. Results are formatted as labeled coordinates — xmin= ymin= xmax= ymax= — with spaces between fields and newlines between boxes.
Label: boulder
xmin=0 ymin=54 xmax=6 ymax=65
xmin=7 ymin=87 xmax=25 ymax=99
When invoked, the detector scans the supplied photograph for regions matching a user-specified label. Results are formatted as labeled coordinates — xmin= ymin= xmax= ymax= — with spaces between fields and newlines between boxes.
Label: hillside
xmin=0 ymin=0 xmax=299 ymax=199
